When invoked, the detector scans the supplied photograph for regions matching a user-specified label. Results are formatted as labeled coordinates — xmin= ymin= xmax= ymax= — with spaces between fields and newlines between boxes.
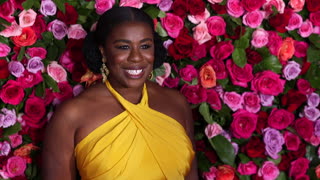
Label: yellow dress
xmin=74 ymin=81 xmax=195 ymax=180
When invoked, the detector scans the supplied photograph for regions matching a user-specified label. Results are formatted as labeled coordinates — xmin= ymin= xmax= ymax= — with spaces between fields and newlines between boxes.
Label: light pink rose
xmin=155 ymin=63 xmax=171 ymax=86
xmin=0 ymin=43 xmax=11 ymax=57
xmin=260 ymin=94 xmax=274 ymax=106
xmin=158 ymin=0 xmax=173 ymax=12
xmin=161 ymin=13 xmax=184 ymax=38
xmin=8 ymin=133 xmax=22 ymax=148
xmin=141 ymin=0 xmax=161 ymax=4
xmin=208 ymin=0 xmax=223 ymax=4
xmin=73 ymin=84 xmax=84 ymax=97
xmin=193 ymin=22 xmax=212 ymax=45
xmin=95 ymin=0 xmax=116 ymax=15
xmin=314 ymin=26 xmax=320 ymax=34
xmin=47 ymin=61 xmax=67 ymax=83
xmin=67 ymin=24 xmax=87 ymax=40
xmin=243 ymin=10 xmax=265 ymax=28
xmin=294 ymin=40 xmax=308 ymax=58
xmin=223 ymin=91 xmax=243 ymax=112
xmin=286 ymin=13 xmax=303 ymax=31
xmin=242 ymin=92 xmax=261 ymax=113
xmin=289 ymin=0 xmax=305 ymax=12
xmin=120 ymin=0 xmax=143 ymax=9
xmin=47 ymin=19 xmax=68 ymax=40
xmin=205 ymin=122 xmax=223 ymax=138
xmin=206 ymin=16 xmax=226 ymax=36
xmin=0 ymin=21 xmax=22 ymax=37
xmin=258 ymin=161 xmax=280 ymax=180
xmin=263 ymin=0 xmax=285 ymax=17
xmin=298 ymin=19 xmax=314 ymax=38
xmin=251 ymin=28 xmax=269 ymax=48
xmin=188 ymin=9 xmax=210 ymax=24
xmin=202 ymin=166 xmax=217 ymax=180
xmin=227 ymin=0 xmax=245 ymax=18
xmin=282 ymin=61 xmax=301 ymax=80
xmin=8 ymin=61 xmax=25 ymax=78
xmin=27 ymin=56 xmax=44 ymax=74
xmin=40 ymin=0 xmax=57 ymax=16
xmin=237 ymin=161 xmax=257 ymax=175
xmin=26 ymin=47 xmax=47 ymax=59
xmin=6 ymin=156 xmax=26 ymax=178
xmin=283 ymin=131 xmax=301 ymax=151
xmin=308 ymin=93 xmax=320 ymax=107
xmin=0 ymin=141 xmax=10 ymax=156
xmin=18 ymin=9 xmax=37 ymax=28
xmin=163 ymin=39 xmax=173 ymax=49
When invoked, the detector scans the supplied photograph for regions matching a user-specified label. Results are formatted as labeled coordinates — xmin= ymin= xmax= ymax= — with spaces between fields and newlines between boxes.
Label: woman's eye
xmin=141 ymin=44 xmax=151 ymax=49
xmin=116 ymin=45 xmax=129 ymax=49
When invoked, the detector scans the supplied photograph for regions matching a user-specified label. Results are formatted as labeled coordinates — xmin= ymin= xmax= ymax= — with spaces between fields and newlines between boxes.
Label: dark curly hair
xmin=83 ymin=6 xmax=167 ymax=74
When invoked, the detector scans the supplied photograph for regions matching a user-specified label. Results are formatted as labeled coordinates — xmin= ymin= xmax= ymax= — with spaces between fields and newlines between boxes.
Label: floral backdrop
xmin=0 ymin=0 xmax=320 ymax=179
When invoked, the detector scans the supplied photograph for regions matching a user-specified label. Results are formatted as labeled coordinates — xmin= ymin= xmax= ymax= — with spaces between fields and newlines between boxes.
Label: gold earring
xmin=100 ymin=62 xmax=109 ymax=82
xmin=148 ymin=71 xmax=154 ymax=80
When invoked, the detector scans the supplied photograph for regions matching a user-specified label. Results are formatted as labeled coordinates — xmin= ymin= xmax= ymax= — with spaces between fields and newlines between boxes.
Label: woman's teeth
xmin=126 ymin=69 xmax=143 ymax=75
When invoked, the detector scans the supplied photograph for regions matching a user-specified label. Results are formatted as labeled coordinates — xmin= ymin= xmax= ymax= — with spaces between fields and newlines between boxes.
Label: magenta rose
xmin=241 ymin=92 xmax=260 ymax=113
xmin=237 ymin=161 xmax=257 ymax=175
xmin=179 ymin=65 xmax=198 ymax=82
xmin=251 ymin=28 xmax=269 ymax=48
xmin=223 ymin=91 xmax=242 ymax=111
xmin=24 ymin=96 xmax=46 ymax=121
xmin=286 ymin=13 xmax=303 ymax=31
xmin=242 ymin=10 xmax=265 ymax=28
xmin=210 ymin=41 xmax=234 ymax=61
xmin=26 ymin=47 xmax=47 ymax=59
xmin=206 ymin=89 xmax=222 ymax=110
xmin=163 ymin=77 xmax=179 ymax=88
xmin=295 ymin=117 xmax=314 ymax=141
xmin=161 ymin=13 xmax=184 ymax=38
xmin=95 ymin=0 xmax=115 ymax=15
xmin=294 ymin=41 xmax=308 ymax=58
xmin=268 ymin=108 xmax=295 ymax=130
xmin=0 ymin=0 xmax=15 ymax=23
xmin=5 ymin=156 xmax=26 ymax=178
xmin=251 ymin=70 xmax=286 ymax=96
xmin=231 ymin=109 xmax=258 ymax=139
xmin=258 ymin=161 xmax=280 ymax=180
xmin=17 ymin=71 xmax=43 ymax=88
xmin=289 ymin=157 xmax=310 ymax=177
xmin=267 ymin=31 xmax=283 ymax=56
xmin=180 ymin=84 xmax=207 ymax=104
xmin=0 ymin=80 xmax=24 ymax=105
xmin=190 ymin=43 xmax=207 ymax=61
xmin=0 ymin=43 xmax=11 ymax=57
xmin=227 ymin=0 xmax=245 ymax=18
xmin=297 ymin=79 xmax=315 ymax=95
xmin=53 ymin=81 xmax=74 ymax=101
xmin=241 ymin=0 xmax=266 ymax=12
xmin=207 ymin=59 xmax=227 ymax=79
xmin=32 ymin=15 xmax=47 ymax=39
xmin=283 ymin=131 xmax=301 ymax=151
xmin=206 ymin=16 xmax=226 ymax=36
xmin=67 ymin=24 xmax=87 ymax=40
xmin=226 ymin=59 xmax=253 ymax=88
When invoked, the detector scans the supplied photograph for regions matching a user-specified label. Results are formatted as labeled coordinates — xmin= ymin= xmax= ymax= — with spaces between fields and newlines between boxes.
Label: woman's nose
xmin=128 ymin=47 xmax=143 ymax=62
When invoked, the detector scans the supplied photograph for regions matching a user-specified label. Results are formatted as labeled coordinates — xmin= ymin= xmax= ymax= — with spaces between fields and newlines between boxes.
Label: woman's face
xmin=102 ymin=21 xmax=154 ymax=89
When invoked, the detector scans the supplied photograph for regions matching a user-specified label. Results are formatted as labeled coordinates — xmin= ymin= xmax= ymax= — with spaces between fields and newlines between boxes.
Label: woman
xmin=42 ymin=7 xmax=197 ymax=180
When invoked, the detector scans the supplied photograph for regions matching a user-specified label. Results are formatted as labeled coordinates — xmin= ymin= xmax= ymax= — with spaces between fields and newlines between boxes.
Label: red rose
xmin=306 ymin=0 xmax=320 ymax=12
xmin=241 ymin=0 xmax=266 ymax=12
xmin=13 ymin=0 xmax=26 ymax=10
xmin=66 ymin=39 xmax=86 ymax=63
xmin=278 ymin=154 xmax=294 ymax=171
xmin=281 ymin=89 xmax=307 ymax=112
xmin=180 ymin=84 xmax=207 ymax=104
xmin=294 ymin=117 xmax=314 ymax=141
xmin=210 ymin=41 xmax=234 ymax=61
xmin=300 ymin=61 xmax=311 ymax=75
xmin=23 ymin=96 xmax=46 ymax=128
xmin=207 ymin=59 xmax=227 ymax=79
xmin=210 ymin=4 xmax=227 ymax=14
xmin=289 ymin=157 xmax=309 ymax=177
xmin=0 ymin=80 xmax=24 ymax=105
xmin=205 ymin=150 xmax=217 ymax=164
xmin=244 ymin=136 xmax=266 ymax=158
xmin=246 ymin=48 xmax=262 ymax=65
xmin=295 ymin=174 xmax=310 ymax=180
xmin=168 ymin=32 xmax=195 ymax=60
xmin=206 ymin=89 xmax=222 ymax=110
xmin=171 ymin=0 xmax=188 ymax=18
xmin=310 ymin=11 xmax=320 ymax=26
xmin=290 ymin=141 xmax=306 ymax=158
xmin=188 ymin=0 xmax=205 ymax=15
xmin=0 ymin=0 xmax=14 ymax=22
xmin=255 ymin=111 xmax=268 ymax=134
xmin=31 ymin=15 xmax=46 ymax=39
xmin=16 ymin=71 xmax=43 ymax=88
xmin=11 ymin=27 xmax=37 ymax=47
xmin=283 ymin=131 xmax=301 ymax=151
xmin=57 ymin=3 xmax=78 ymax=25
xmin=190 ymin=43 xmax=206 ymax=61
xmin=0 ymin=59 xmax=9 ymax=79
xmin=195 ymin=140 xmax=206 ymax=151
xmin=71 ymin=63 xmax=87 ymax=82
xmin=297 ymin=79 xmax=315 ymax=95
xmin=231 ymin=109 xmax=258 ymax=139
xmin=163 ymin=77 xmax=179 ymax=88
xmin=216 ymin=165 xmax=235 ymax=180
xmin=53 ymin=82 xmax=73 ymax=101
xmin=269 ymin=8 xmax=293 ymax=33
xmin=267 ymin=108 xmax=294 ymax=130
xmin=226 ymin=59 xmax=253 ymax=88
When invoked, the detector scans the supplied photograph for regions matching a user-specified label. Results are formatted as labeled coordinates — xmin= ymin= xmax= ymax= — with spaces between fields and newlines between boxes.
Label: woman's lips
xmin=124 ymin=69 xmax=145 ymax=79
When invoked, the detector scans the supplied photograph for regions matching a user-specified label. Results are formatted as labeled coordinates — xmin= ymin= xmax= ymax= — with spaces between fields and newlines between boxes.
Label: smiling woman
xmin=42 ymin=6 xmax=198 ymax=180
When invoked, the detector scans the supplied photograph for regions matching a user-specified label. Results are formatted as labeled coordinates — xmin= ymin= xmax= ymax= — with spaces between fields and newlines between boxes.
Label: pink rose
xmin=26 ymin=47 xmax=47 ymax=59
xmin=310 ymin=11 xmax=320 ymax=26
xmin=95 ymin=0 xmax=115 ymax=15
xmin=188 ymin=8 xmax=210 ymax=24
xmin=206 ymin=16 xmax=226 ymax=36
xmin=231 ymin=109 xmax=258 ymax=139
xmin=267 ymin=31 xmax=283 ymax=56
xmin=202 ymin=166 xmax=217 ymax=180
xmin=47 ymin=61 xmax=67 ymax=83
xmin=179 ymin=65 xmax=198 ymax=82
xmin=242 ymin=92 xmax=261 ymax=113
xmin=260 ymin=94 xmax=274 ymax=106
xmin=268 ymin=108 xmax=295 ymax=130
xmin=297 ymin=79 xmax=315 ymax=95
xmin=0 ymin=0 xmax=15 ymax=23
xmin=141 ymin=0 xmax=161 ymax=4
xmin=180 ymin=84 xmax=207 ymax=104
xmin=205 ymin=122 xmax=223 ymax=138
xmin=289 ymin=157 xmax=309 ymax=177
xmin=226 ymin=59 xmax=253 ymax=88
xmin=263 ymin=0 xmax=285 ymax=16
xmin=0 ymin=43 xmax=11 ymax=57
xmin=67 ymin=24 xmax=87 ymax=40
xmin=243 ymin=10 xmax=265 ymax=28
xmin=207 ymin=59 xmax=227 ymax=80
xmin=294 ymin=41 xmax=308 ymax=58
xmin=206 ymin=89 xmax=222 ymax=110
xmin=251 ymin=28 xmax=269 ymax=48
xmin=289 ymin=0 xmax=305 ymax=12
xmin=161 ymin=13 xmax=184 ymax=38
xmin=163 ymin=77 xmax=179 ymax=88
xmin=0 ymin=80 xmax=24 ymax=105
xmin=120 ymin=0 xmax=143 ymax=9
xmin=223 ymin=91 xmax=242 ymax=112
xmin=283 ymin=131 xmax=301 ymax=151
xmin=207 ymin=0 xmax=223 ymax=3
xmin=251 ymin=70 xmax=286 ymax=96
xmin=258 ymin=161 xmax=280 ymax=180
xmin=18 ymin=9 xmax=37 ymax=27
xmin=193 ymin=22 xmax=212 ymax=45
xmin=298 ymin=20 xmax=314 ymax=38
xmin=0 ymin=21 xmax=22 ymax=37
xmin=17 ymin=71 xmax=43 ymax=88
xmin=5 ymin=156 xmax=26 ymax=178
xmin=210 ymin=41 xmax=234 ymax=61
xmin=227 ymin=0 xmax=245 ymax=18
xmin=9 ymin=134 xmax=22 ymax=148
xmin=241 ymin=0 xmax=266 ymax=12
xmin=155 ymin=63 xmax=171 ymax=86
xmin=286 ymin=13 xmax=303 ymax=31
xmin=237 ymin=161 xmax=257 ymax=175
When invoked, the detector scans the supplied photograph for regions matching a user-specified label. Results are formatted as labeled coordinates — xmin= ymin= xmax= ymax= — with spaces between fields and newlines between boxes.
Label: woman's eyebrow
xmin=113 ymin=38 xmax=153 ymax=44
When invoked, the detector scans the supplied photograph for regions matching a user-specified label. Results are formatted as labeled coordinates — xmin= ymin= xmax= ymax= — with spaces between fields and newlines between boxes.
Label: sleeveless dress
xmin=74 ymin=80 xmax=195 ymax=180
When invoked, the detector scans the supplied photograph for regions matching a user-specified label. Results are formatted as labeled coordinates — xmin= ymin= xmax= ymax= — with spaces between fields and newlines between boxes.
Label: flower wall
xmin=0 ymin=0 xmax=320 ymax=179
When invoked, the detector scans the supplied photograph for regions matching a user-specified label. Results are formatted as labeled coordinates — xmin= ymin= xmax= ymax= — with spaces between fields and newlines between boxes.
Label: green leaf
xmin=209 ymin=135 xmax=235 ymax=165
xmin=217 ymin=78 xmax=229 ymax=88
xmin=42 ymin=31 xmax=54 ymax=43
xmin=199 ymin=103 xmax=214 ymax=124
xmin=275 ymin=172 xmax=287 ymax=180
xmin=309 ymin=34 xmax=320 ymax=49
xmin=22 ymin=0 xmax=34 ymax=10
xmin=234 ymin=36 xmax=249 ymax=49
xmin=191 ymin=78 xmax=198 ymax=85
xmin=143 ymin=6 xmax=160 ymax=19
xmin=85 ymin=1 xmax=95 ymax=9
xmin=3 ymin=123 xmax=22 ymax=136
xmin=53 ymin=0 xmax=66 ymax=13
xmin=17 ymin=47 xmax=26 ymax=61
xmin=35 ymin=82 xmax=45 ymax=97
xmin=0 ymin=17 xmax=10 ymax=26
xmin=47 ymin=45 xmax=59 ymax=60
xmin=306 ymin=145 xmax=317 ymax=162
xmin=255 ymin=55 xmax=282 ymax=74
xmin=230 ymin=17 xmax=242 ymax=26
xmin=158 ymin=11 xmax=166 ymax=18
xmin=304 ymin=64 xmax=320 ymax=89
xmin=238 ymin=153 xmax=250 ymax=163
xmin=232 ymin=48 xmax=247 ymax=68
xmin=43 ymin=74 xmax=59 ymax=92
xmin=238 ymin=175 xmax=250 ymax=180
xmin=307 ymin=45 xmax=320 ymax=63
xmin=155 ymin=23 xmax=168 ymax=37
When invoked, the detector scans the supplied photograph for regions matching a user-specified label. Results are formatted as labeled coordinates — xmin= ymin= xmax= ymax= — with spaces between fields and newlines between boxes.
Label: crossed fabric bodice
xmin=74 ymin=80 xmax=194 ymax=180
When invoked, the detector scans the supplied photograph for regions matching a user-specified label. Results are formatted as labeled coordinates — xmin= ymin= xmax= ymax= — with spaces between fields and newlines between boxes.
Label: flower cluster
xmin=0 ymin=0 xmax=320 ymax=179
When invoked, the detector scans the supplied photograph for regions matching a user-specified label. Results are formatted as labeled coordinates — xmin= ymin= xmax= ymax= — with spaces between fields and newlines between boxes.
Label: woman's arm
xmin=42 ymin=101 xmax=78 ymax=180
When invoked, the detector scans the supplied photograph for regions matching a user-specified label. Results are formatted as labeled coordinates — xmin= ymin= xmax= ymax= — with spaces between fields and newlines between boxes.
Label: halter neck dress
xmin=74 ymin=80 xmax=194 ymax=180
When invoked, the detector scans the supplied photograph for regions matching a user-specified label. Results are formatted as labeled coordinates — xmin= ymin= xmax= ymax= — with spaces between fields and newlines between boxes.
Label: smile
xmin=125 ymin=69 xmax=143 ymax=75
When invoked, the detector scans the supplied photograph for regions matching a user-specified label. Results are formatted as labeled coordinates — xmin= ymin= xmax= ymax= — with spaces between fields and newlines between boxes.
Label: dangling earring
xmin=148 ymin=71 xmax=154 ymax=80
xmin=100 ymin=57 xmax=109 ymax=82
